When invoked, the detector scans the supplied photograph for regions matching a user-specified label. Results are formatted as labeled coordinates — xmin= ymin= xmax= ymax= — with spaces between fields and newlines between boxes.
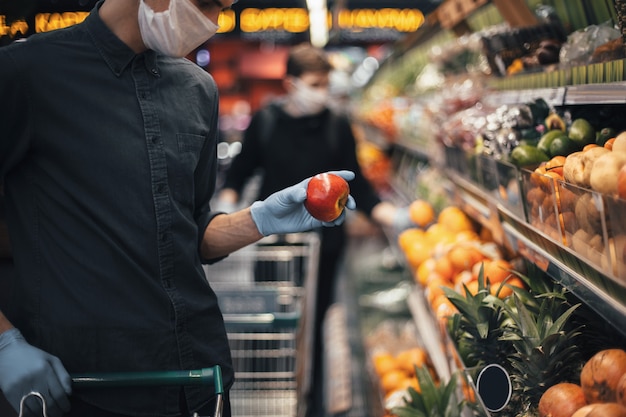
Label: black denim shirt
xmin=0 ymin=3 xmax=232 ymax=415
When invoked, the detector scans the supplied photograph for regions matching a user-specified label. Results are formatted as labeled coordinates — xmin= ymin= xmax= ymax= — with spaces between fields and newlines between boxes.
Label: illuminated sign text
xmin=36 ymin=12 xmax=89 ymax=33
xmin=240 ymin=8 xmax=309 ymax=33
xmin=0 ymin=16 xmax=29 ymax=37
xmin=337 ymin=9 xmax=425 ymax=32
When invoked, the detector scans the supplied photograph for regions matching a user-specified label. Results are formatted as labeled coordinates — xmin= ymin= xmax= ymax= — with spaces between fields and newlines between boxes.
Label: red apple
xmin=304 ymin=173 xmax=350 ymax=222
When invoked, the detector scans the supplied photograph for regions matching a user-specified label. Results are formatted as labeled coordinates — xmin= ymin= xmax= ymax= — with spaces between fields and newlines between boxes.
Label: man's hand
xmin=0 ymin=328 xmax=72 ymax=417
xmin=250 ymin=170 xmax=357 ymax=236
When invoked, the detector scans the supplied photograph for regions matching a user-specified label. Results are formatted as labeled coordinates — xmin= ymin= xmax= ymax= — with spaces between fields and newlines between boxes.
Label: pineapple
xmin=391 ymin=365 xmax=467 ymax=417
xmin=443 ymin=265 xmax=515 ymax=373
xmin=444 ymin=262 xmax=584 ymax=416
xmin=499 ymin=293 xmax=583 ymax=417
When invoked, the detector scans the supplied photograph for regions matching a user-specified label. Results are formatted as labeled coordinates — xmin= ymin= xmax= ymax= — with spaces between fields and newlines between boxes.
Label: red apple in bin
xmin=304 ymin=173 xmax=350 ymax=222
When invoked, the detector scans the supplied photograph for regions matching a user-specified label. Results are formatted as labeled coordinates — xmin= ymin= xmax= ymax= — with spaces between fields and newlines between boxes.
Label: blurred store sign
xmin=0 ymin=0 xmax=436 ymax=46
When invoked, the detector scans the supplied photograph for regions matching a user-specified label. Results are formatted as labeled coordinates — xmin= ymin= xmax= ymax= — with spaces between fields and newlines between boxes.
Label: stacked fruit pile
xmin=523 ymin=128 xmax=626 ymax=277
xmin=397 ymin=201 xmax=525 ymax=322
xmin=371 ymin=347 xmax=430 ymax=405
xmin=539 ymin=348 xmax=626 ymax=417
xmin=389 ymin=200 xmax=626 ymax=417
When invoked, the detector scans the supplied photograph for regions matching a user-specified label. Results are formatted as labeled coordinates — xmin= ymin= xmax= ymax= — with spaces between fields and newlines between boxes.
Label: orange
xmin=381 ymin=369 xmax=410 ymax=393
xmin=404 ymin=239 xmax=432 ymax=269
xmin=432 ymin=294 xmax=457 ymax=319
xmin=447 ymin=245 xmax=486 ymax=272
xmin=437 ymin=206 xmax=474 ymax=233
xmin=373 ymin=352 xmax=399 ymax=376
xmin=433 ymin=255 xmax=456 ymax=283
xmin=604 ymin=137 xmax=616 ymax=150
xmin=398 ymin=228 xmax=425 ymax=252
xmin=463 ymin=280 xmax=480 ymax=297
xmin=491 ymin=277 xmax=526 ymax=299
xmin=582 ymin=143 xmax=599 ymax=152
xmin=545 ymin=155 xmax=566 ymax=176
xmin=415 ymin=258 xmax=436 ymax=286
xmin=408 ymin=199 xmax=435 ymax=228
xmin=396 ymin=347 xmax=428 ymax=376
xmin=483 ymin=259 xmax=515 ymax=284
xmin=454 ymin=230 xmax=480 ymax=243
xmin=398 ymin=376 xmax=420 ymax=392
xmin=425 ymin=223 xmax=455 ymax=245
xmin=425 ymin=277 xmax=452 ymax=304
xmin=453 ymin=270 xmax=475 ymax=290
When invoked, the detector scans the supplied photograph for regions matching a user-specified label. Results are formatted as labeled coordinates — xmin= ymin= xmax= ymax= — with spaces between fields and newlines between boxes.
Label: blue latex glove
xmin=0 ymin=328 xmax=72 ymax=417
xmin=250 ymin=170 xmax=357 ymax=236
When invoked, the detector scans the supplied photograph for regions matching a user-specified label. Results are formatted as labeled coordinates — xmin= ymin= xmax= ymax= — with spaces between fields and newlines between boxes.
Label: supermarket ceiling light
xmin=306 ymin=0 xmax=328 ymax=48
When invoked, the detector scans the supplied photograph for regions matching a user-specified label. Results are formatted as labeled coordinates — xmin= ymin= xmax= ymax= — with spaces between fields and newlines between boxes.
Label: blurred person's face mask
xmin=289 ymin=78 xmax=329 ymax=116
xmin=138 ymin=0 xmax=220 ymax=58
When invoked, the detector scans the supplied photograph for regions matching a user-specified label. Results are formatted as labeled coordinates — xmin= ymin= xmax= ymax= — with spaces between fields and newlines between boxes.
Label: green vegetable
xmin=537 ymin=130 xmax=568 ymax=156
xmin=549 ymin=136 xmax=579 ymax=157
xmin=568 ymin=118 xmax=596 ymax=147
xmin=510 ymin=145 xmax=550 ymax=167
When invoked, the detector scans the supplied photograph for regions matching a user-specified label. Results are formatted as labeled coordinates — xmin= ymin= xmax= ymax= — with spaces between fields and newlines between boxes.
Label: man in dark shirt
xmin=0 ymin=1 xmax=355 ymax=417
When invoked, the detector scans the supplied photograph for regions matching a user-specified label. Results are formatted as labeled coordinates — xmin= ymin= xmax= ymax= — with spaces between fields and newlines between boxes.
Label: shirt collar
xmin=84 ymin=0 xmax=158 ymax=77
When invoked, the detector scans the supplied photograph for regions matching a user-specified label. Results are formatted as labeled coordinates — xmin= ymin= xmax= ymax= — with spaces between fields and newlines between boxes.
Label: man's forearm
xmin=201 ymin=208 xmax=263 ymax=259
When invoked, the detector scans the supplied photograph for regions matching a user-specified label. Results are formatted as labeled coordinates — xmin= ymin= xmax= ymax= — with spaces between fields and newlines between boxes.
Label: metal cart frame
xmin=204 ymin=232 xmax=320 ymax=417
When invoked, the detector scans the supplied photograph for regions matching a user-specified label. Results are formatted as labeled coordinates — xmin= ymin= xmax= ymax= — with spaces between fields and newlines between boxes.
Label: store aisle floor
xmin=314 ymin=233 xmax=410 ymax=417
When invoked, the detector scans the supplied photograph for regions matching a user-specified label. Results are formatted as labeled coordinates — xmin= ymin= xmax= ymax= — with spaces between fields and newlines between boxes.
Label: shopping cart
xmin=19 ymin=366 xmax=223 ymax=417
xmin=204 ymin=233 xmax=320 ymax=417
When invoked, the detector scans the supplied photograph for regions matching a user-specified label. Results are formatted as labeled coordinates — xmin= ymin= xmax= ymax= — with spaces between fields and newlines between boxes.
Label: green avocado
xmin=537 ymin=130 xmax=568 ymax=156
xmin=549 ymin=136 xmax=579 ymax=156
xmin=510 ymin=145 xmax=550 ymax=167
xmin=568 ymin=118 xmax=596 ymax=147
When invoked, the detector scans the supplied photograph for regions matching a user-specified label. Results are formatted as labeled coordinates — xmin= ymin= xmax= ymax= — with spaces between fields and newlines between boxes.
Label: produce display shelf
xmin=563 ymin=81 xmax=626 ymax=105
xmin=500 ymin=209 xmax=626 ymax=339
xmin=484 ymin=81 xmax=626 ymax=107
xmin=484 ymin=86 xmax=566 ymax=107
xmin=443 ymin=163 xmax=626 ymax=338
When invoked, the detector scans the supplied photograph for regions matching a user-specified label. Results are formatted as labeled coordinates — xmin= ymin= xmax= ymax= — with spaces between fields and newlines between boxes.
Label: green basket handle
xmin=71 ymin=366 xmax=223 ymax=394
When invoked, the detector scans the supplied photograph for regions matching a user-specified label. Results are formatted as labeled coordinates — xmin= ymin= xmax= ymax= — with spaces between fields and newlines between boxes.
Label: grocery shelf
xmin=485 ymin=87 xmax=567 ymax=107
xmin=442 ymin=160 xmax=626 ymax=338
xmin=563 ymin=81 xmax=626 ymax=105
xmin=483 ymin=82 xmax=626 ymax=108
xmin=500 ymin=211 xmax=626 ymax=338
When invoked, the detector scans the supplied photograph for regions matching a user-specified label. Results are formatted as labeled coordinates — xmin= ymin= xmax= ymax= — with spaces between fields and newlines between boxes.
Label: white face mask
xmin=138 ymin=0 xmax=220 ymax=58
xmin=289 ymin=79 xmax=329 ymax=116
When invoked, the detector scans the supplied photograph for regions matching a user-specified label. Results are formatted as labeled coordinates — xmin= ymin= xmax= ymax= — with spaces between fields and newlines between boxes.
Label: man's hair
xmin=285 ymin=43 xmax=332 ymax=77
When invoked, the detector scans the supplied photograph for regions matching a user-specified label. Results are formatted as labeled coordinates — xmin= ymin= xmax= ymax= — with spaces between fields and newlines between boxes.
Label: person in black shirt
xmin=0 ymin=1 xmax=356 ymax=417
xmin=217 ymin=43 xmax=413 ymax=417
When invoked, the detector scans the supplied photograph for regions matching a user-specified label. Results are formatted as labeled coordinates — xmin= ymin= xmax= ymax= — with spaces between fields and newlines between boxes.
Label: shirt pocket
xmin=173 ymin=133 xmax=205 ymax=205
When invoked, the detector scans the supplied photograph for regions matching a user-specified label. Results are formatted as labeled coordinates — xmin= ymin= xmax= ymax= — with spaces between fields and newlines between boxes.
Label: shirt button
xmin=151 ymin=68 xmax=158 ymax=76
xmin=160 ymin=233 xmax=168 ymax=242
xmin=151 ymin=136 xmax=159 ymax=144
xmin=156 ymin=183 xmax=165 ymax=193
xmin=139 ymin=91 xmax=146 ymax=99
